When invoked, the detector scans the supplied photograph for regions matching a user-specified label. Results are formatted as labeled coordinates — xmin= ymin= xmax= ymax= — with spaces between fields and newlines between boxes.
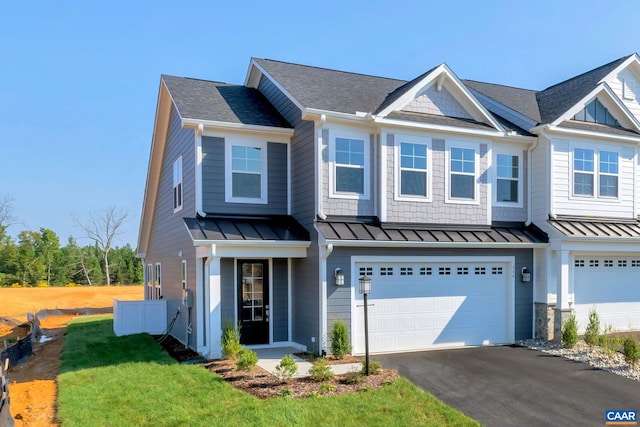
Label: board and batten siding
xmin=551 ymin=138 xmax=635 ymax=218
xmin=146 ymin=105 xmax=198 ymax=347
xmin=326 ymin=246 xmax=534 ymax=342
xmin=384 ymin=135 xmax=488 ymax=224
xmin=201 ymin=137 xmax=288 ymax=215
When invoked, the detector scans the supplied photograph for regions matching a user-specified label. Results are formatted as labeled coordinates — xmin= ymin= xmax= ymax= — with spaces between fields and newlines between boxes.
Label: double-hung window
xmin=573 ymin=148 xmax=594 ymax=196
xmin=399 ymin=141 xmax=429 ymax=198
xmin=173 ymin=157 xmax=183 ymax=211
xmin=573 ymin=148 xmax=619 ymax=198
xmin=449 ymin=145 xmax=477 ymax=201
xmin=154 ymin=263 xmax=162 ymax=300
xmin=496 ymin=154 xmax=519 ymax=203
xmin=225 ymin=139 xmax=268 ymax=204
xmin=599 ymin=151 xmax=618 ymax=198
xmin=332 ymin=132 xmax=369 ymax=198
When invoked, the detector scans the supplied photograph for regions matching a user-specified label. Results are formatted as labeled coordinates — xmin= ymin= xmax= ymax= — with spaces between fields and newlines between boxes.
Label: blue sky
xmin=1 ymin=1 xmax=639 ymax=247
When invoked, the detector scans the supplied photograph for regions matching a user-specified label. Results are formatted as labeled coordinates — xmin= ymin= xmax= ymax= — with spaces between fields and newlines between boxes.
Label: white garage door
xmin=352 ymin=259 xmax=513 ymax=354
xmin=573 ymin=256 xmax=640 ymax=333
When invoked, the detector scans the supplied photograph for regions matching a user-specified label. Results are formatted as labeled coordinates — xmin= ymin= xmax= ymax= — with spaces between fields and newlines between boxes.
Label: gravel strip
xmin=522 ymin=340 xmax=640 ymax=382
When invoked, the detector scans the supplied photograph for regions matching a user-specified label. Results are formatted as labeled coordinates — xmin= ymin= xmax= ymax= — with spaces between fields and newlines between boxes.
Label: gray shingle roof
xmin=162 ymin=75 xmax=292 ymax=128
xmin=463 ymin=80 xmax=542 ymax=123
xmin=386 ymin=111 xmax=494 ymax=131
xmin=253 ymin=58 xmax=406 ymax=114
xmin=536 ymin=55 xmax=631 ymax=124
xmin=558 ymin=120 xmax=640 ymax=137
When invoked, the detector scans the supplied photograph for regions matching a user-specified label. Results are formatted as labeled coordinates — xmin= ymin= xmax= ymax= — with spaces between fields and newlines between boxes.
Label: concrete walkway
xmin=255 ymin=347 xmax=361 ymax=377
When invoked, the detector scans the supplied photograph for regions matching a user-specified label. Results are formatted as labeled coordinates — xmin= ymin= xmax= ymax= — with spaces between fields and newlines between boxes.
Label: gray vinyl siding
xmin=272 ymin=258 xmax=288 ymax=342
xmin=291 ymin=244 xmax=320 ymax=352
xmin=220 ymin=258 xmax=235 ymax=324
xmin=201 ymin=137 xmax=288 ymax=215
xmin=258 ymin=76 xmax=302 ymax=127
xmin=326 ymin=247 xmax=534 ymax=342
xmin=145 ymin=104 xmax=197 ymax=348
xmin=290 ymin=120 xmax=316 ymax=228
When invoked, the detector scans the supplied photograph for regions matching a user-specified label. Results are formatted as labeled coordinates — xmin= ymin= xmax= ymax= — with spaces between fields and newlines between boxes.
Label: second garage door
xmin=573 ymin=256 xmax=640 ymax=333
xmin=352 ymin=258 xmax=514 ymax=354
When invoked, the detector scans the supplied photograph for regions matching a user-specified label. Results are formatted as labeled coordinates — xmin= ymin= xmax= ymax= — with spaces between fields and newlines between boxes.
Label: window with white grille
xmin=359 ymin=267 xmax=373 ymax=276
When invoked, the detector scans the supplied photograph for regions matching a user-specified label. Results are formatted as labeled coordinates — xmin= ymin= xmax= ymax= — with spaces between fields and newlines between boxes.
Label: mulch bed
xmin=156 ymin=335 xmax=398 ymax=399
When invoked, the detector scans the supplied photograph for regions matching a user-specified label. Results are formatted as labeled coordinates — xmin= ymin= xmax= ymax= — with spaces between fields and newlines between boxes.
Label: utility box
xmin=113 ymin=299 xmax=167 ymax=337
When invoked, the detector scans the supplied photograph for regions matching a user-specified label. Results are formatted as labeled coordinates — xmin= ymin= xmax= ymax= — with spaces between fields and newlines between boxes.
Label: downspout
xmin=537 ymin=128 xmax=554 ymax=220
xmin=319 ymin=240 xmax=333 ymax=355
xmin=316 ymin=114 xmax=327 ymax=220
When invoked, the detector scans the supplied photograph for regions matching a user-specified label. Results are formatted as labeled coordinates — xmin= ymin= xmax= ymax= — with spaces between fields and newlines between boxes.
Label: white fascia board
xmin=374 ymin=116 xmax=504 ymax=138
xmin=545 ymin=124 xmax=640 ymax=144
xmin=303 ymin=108 xmax=374 ymax=123
xmin=550 ymin=237 xmax=640 ymax=252
xmin=550 ymin=83 xmax=640 ymax=132
xmin=324 ymin=239 xmax=547 ymax=249
xmin=598 ymin=54 xmax=640 ymax=85
xmin=469 ymin=89 xmax=538 ymax=131
xmin=247 ymin=59 xmax=305 ymax=112
xmin=192 ymin=240 xmax=310 ymax=258
xmin=138 ymin=80 xmax=174 ymax=254
xmin=182 ymin=118 xmax=294 ymax=138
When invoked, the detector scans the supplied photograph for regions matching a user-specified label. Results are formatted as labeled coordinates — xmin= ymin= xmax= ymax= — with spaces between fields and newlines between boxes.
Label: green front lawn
xmin=57 ymin=315 xmax=480 ymax=426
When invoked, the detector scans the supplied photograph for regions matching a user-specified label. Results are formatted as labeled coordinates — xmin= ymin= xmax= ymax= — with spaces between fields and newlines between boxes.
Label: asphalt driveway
xmin=374 ymin=345 xmax=640 ymax=427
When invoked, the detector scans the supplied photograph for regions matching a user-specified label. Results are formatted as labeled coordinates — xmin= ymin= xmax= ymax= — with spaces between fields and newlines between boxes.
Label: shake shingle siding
xmin=146 ymin=105 xmax=197 ymax=347
xmin=201 ymin=137 xmax=288 ymax=215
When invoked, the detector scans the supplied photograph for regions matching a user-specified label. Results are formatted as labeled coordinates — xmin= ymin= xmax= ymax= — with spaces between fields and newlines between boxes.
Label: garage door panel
xmin=353 ymin=260 xmax=512 ymax=354
xmin=574 ymin=256 xmax=640 ymax=332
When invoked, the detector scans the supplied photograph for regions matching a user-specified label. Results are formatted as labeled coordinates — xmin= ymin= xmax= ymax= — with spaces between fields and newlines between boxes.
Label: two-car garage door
xmin=352 ymin=258 xmax=514 ymax=354
xmin=573 ymin=256 xmax=640 ymax=333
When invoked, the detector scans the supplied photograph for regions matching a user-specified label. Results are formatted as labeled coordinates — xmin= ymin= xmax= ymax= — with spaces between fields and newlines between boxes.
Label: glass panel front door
xmin=238 ymin=260 xmax=269 ymax=344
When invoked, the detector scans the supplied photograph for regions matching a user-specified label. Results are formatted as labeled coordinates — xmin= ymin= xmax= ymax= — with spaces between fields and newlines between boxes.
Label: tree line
xmin=0 ymin=198 xmax=141 ymax=287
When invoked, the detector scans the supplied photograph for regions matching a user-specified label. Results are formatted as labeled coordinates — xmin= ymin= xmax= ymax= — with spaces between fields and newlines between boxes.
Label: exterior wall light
xmin=334 ymin=268 xmax=345 ymax=286
xmin=521 ymin=267 xmax=531 ymax=283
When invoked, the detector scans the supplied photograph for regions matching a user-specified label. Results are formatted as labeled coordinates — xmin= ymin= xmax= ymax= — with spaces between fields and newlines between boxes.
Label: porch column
xmin=207 ymin=255 xmax=222 ymax=359
xmin=554 ymin=250 xmax=571 ymax=341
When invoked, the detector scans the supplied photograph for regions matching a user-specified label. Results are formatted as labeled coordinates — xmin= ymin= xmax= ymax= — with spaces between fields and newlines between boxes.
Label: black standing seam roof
xmin=316 ymin=221 xmax=548 ymax=244
xmin=184 ymin=216 xmax=310 ymax=242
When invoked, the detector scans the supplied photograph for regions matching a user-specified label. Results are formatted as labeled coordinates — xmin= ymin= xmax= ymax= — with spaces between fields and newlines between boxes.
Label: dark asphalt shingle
xmin=162 ymin=75 xmax=292 ymax=128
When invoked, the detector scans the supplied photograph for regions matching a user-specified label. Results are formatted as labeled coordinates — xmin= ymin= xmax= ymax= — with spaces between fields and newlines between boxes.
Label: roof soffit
xmin=550 ymin=82 xmax=640 ymax=133
xmin=375 ymin=64 xmax=505 ymax=133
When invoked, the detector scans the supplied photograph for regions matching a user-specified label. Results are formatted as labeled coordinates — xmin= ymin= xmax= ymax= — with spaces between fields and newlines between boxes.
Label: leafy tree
xmin=16 ymin=230 xmax=45 ymax=285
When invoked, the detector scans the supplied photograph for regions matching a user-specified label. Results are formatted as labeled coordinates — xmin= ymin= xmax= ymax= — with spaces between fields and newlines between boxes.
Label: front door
xmin=238 ymin=260 xmax=269 ymax=345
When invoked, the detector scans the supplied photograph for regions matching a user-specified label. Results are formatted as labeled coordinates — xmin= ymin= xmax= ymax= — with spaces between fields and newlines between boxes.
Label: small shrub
xmin=236 ymin=349 xmax=258 ymax=372
xmin=561 ymin=314 xmax=579 ymax=348
xmin=221 ymin=321 xmax=242 ymax=360
xmin=623 ymin=337 xmax=640 ymax=369
xmin=308 ymin=391 xmax=321 ymax=398
xmin=36 ymin=281 xmax=49 ymax=288
xmin=359 ymin=386 xmax=373 ymax=392
xmin=274 ymin=354 xmax=298 ymax=381
xmin=309 ymin=360 xmax=334 ymax=382
xmin=598 ymin=325 xmax=622 ymax=355
xmin=277 ymin=388 xmax=293 ymax=398
xmin=382 ymin=379 xmax=396 ymax=387
xmin=361 ymin=360 xmax=382 ymax=375
xmin=330 ymin=319 xmax=352 ymax=359
xmin=584 ymin=309 xmax=600 ymax=346
xmin=341 ymin=372 xmax=363 ymax=384
xmin=319 ymin=383 xmax=336 ymax=393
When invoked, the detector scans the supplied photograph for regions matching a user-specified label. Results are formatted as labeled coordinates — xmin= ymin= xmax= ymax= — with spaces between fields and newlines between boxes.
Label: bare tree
xmin=0 ymin=196 xmax=17 ymax=236
xmin=73 ymin=207 xmax=128 ymax=286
